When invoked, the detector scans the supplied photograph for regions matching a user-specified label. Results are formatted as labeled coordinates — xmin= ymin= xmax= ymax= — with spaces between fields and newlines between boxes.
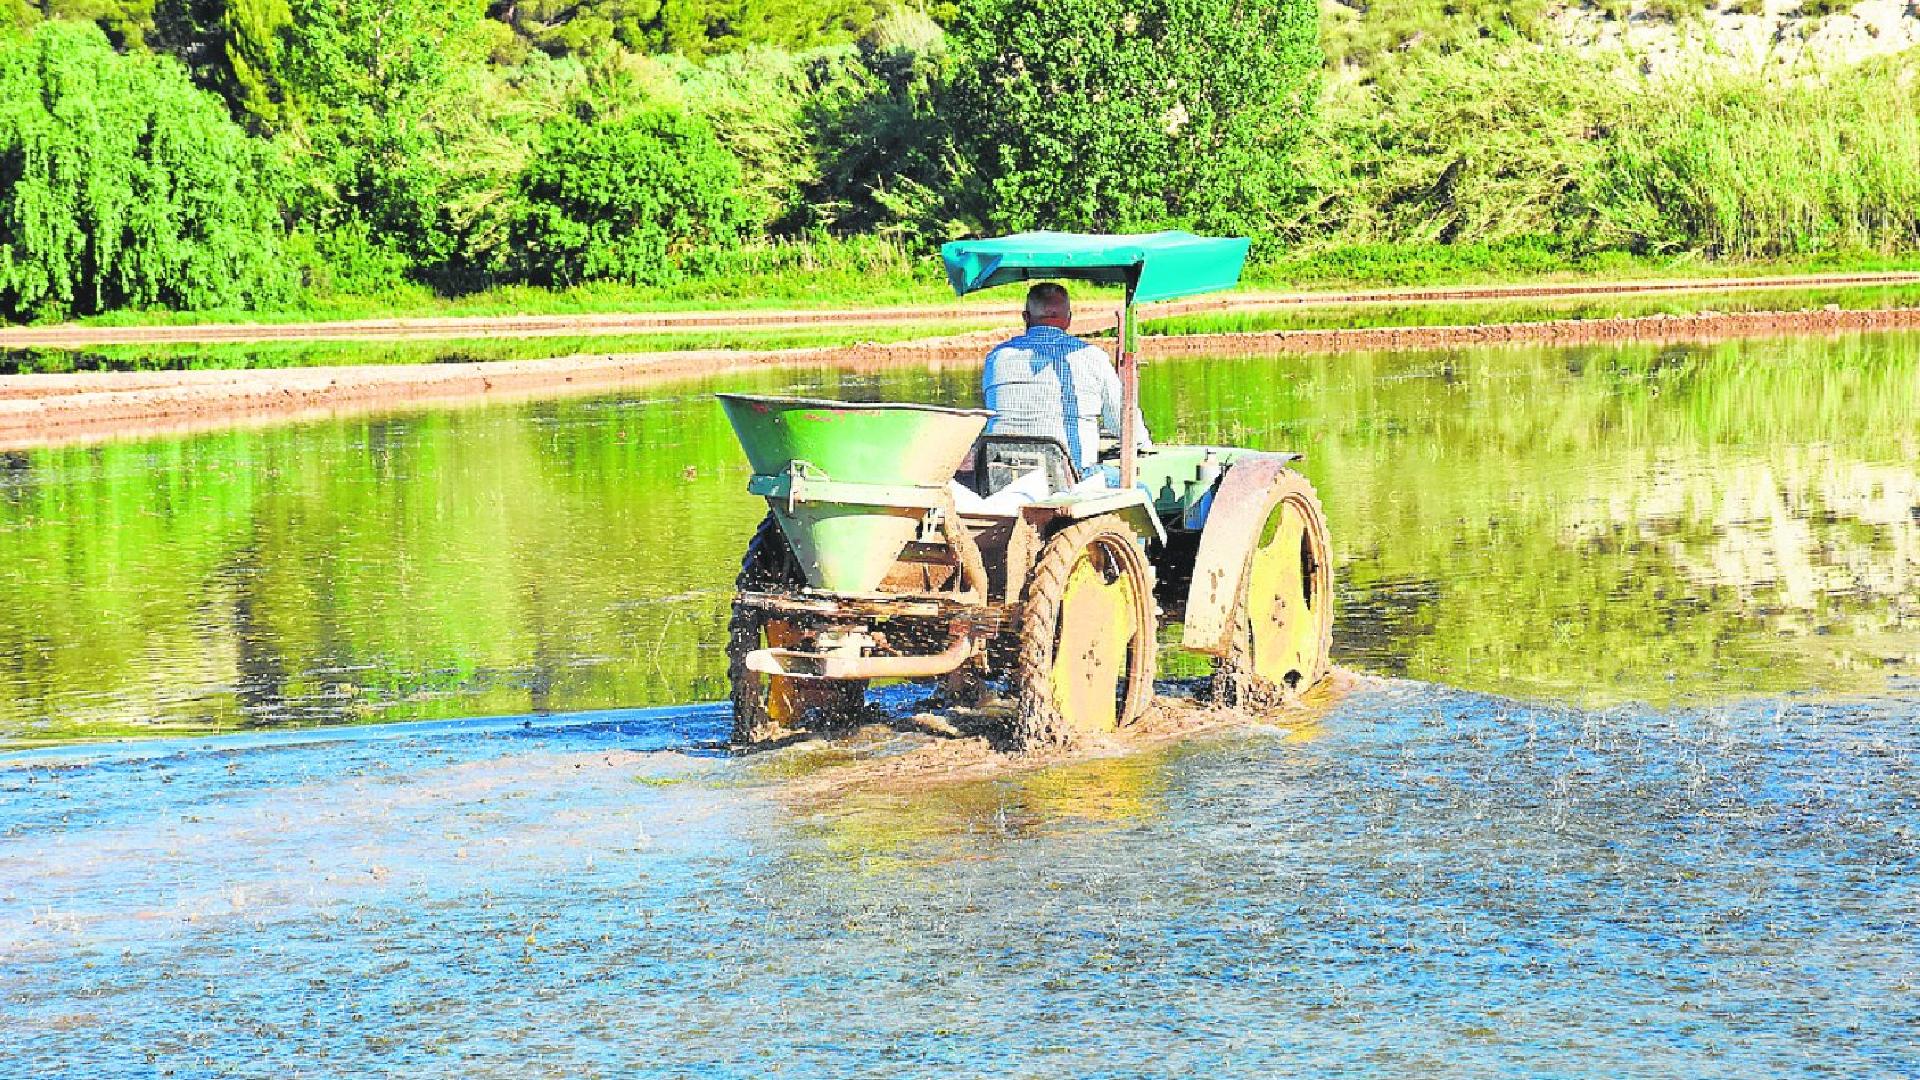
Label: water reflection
xmin=784 ymin=749 xmax=1173 ymax=875
xmin=1 ymin=333 xmax=1915 ymax=740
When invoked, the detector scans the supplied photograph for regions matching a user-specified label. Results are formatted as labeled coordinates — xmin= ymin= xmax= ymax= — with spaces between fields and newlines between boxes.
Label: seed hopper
xmin=721 ymin=231 xmax=1332 ymax=748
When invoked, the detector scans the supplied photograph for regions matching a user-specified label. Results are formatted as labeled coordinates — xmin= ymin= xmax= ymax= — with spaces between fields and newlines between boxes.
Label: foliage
xmin=1580 ymin=54 xmax=1920 ymax=258
xmin=1297 ymin=42 xmax=1632 ymax=248
xmin=508 ymin=107 xmax=753 ymax=287
xmin=282 ymin=221 xmax=414 ymax=299
xmin=799 ymin=28 xmax=956 ymax=238
xmin=487 ymin=0 xmax=894 ymax=59
xmin=941 ymin=0 xmax=1321 ymax=241
xmin=1321 ymin=0 xmax=1556 ymax=70
xmin=9 ymin=0 xmax=1920 ymax=321
xmin=1 ymin=0 xmax=33 ymax=34
xmin=277 ymin=0 xmax=490 ymax=273
xmin=0 ymin=20 xmax=287 ymax=319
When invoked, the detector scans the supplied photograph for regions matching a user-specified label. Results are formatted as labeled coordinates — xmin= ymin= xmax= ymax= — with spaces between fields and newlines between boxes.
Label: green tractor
xmin=721 ymin=232 xmax=1332 ymax=749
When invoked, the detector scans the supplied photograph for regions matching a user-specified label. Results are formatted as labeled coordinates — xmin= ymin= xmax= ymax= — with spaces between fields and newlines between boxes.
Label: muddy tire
xmin=727 ymin=514 xmax=865 ymax=748
xmin=1015 ymin=518 xmax=1157 ymax=749
xmin=1211 ymin=470 xmax=1333 ymax=709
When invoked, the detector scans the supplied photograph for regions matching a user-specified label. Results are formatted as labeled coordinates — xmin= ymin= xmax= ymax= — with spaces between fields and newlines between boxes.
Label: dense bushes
xmin=1294 ymin=40 xmax=1920 ymax=263
xmin=5 ymin=1 xmax=1920 ymax=322
xmin=944 ymin=0 xmax=1320 ymax=240
xmin=1296 ymin=43 xmax=1631 ymax=248
xmin=1582 ymin=56 xmax=1920 ymax=258
xmin=510 ymin=109 xmax=753 ymax=286
xmin=0 ymin=21 xmax=288 ymax=319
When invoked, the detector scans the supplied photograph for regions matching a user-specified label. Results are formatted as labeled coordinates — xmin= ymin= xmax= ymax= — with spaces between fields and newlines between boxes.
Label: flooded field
xmin=2 ymin=331 xmax=1913 ymax=741
xmin=2 ymin=330 xmax=1916 ymax=1074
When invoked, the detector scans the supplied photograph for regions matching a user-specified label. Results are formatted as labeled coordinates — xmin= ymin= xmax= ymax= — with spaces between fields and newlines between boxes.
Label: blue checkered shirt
xmin=982 ymin=326 xmax=1149 ymax=472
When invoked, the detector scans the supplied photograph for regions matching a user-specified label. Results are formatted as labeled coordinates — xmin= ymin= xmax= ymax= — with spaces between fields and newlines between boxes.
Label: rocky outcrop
xmin=1549 ymin=0 xmax=1920 ymax=76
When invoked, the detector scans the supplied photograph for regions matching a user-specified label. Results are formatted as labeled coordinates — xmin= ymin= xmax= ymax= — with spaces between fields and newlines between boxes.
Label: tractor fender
xmin=1020 ymin=486 xmax=1167 ymax=548
xmin=1180 ymin=453 xmax=1304 ymax=657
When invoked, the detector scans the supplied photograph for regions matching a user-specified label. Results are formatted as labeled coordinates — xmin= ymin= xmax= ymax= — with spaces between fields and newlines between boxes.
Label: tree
xmin=279 ymin=0 xmax=489 ymax=271
xmin=486 ymin=0 xmax=893 ymax=59
xmin=0 ymin=21 xmax=287 ymax=320
xmin=509 ymin=107 xmax=751 ymax=286
xmin=943 ymin=0 xmax=1320 ymax=241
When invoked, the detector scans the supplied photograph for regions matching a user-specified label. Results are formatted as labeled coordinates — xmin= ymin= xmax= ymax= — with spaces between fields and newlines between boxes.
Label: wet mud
xmin=752 ymin=669 xmax=1373 ymax=803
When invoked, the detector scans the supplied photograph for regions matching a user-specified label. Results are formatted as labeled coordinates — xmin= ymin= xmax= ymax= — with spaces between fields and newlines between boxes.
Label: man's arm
xmin=1083 ymin=346 xmax=1152 ymax=449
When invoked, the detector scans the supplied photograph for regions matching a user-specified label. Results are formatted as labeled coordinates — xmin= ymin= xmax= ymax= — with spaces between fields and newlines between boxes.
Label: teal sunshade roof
xmin=940 ymin=231 xmax=1249 ymax=303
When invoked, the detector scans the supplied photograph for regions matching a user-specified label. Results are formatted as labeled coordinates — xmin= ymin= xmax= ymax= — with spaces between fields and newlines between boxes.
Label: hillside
xmin=1326 ymin=0 xmax=1920 ymax=74
xmin=2 ymin=0 xmax=1917 ymax=324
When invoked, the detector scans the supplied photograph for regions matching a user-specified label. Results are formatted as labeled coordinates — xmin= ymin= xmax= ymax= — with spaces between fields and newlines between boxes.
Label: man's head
xmin=1023 ymin=282 xmax=1073 ymax=330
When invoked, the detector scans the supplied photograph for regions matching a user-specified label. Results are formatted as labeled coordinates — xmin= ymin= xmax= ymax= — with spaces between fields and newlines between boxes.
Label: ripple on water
xmin=2 ymin=683 xmax=1916 ymax=1077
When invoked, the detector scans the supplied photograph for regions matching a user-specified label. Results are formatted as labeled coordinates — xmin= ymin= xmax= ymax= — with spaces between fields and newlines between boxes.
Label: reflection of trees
xmin=1569 ymin=455 xmax=1918 ymax=615
xmin=1149 ymin=332 xmax=1920 ymax=705
xmin=1 ymin=333 xmax=1911 ymax=739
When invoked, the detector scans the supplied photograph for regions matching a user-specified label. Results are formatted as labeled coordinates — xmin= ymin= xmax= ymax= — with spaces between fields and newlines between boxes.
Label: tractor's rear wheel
xmin=1015 ymin=519 xmax=1157 ymax=748
xmin=728 ymin=514 xmax=866 ymax=748
xmin=1212 ymin=471 xmax=1333 ymax=708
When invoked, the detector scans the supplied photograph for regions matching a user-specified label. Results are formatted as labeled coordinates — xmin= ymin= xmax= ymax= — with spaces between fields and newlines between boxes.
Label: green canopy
xmin=940 ymin=231 xmax=1249 ymax=303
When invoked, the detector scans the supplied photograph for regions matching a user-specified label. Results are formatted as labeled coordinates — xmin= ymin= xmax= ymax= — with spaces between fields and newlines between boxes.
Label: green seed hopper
xmin=718 ymin=395 xmax=989 ymax=595
xmin=720 ymin=231 xmax=1334 ymax=751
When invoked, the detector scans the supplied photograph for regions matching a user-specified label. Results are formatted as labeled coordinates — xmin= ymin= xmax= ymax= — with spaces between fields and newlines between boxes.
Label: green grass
xmin=33 ymin=243 xmax=1920 ymax=335
xmin=1 ymin=322 xmax=1001 ymax=374
xmin=1246 ymin=241 xmax=1920 ymax=290
xmin=1145 ymin=282 xmax=1920 ymax=337
xmin=72 ymin=255 xmax=964 ymax=329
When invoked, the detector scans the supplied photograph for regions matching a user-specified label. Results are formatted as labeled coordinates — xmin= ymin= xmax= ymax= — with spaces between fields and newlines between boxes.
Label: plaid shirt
xmin=981 ymin=326 xmax=1148 ymax=471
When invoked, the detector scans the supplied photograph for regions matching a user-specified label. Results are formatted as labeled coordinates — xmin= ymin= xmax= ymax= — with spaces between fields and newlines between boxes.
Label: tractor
xmin=721 ymin=232 xmax=1332 ymax=749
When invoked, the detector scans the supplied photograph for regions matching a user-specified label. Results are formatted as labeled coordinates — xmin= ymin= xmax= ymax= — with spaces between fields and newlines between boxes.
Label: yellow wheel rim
xmin=1048 ymin=548 xmax=1139 ymax=735
xmin=1243 ymin=497 xmax=1325 ymax=689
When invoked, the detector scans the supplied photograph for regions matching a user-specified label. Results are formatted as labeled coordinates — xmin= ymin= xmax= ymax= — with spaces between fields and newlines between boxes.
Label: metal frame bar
xmin=1118 ymin=281 xmax=1140 ymax=491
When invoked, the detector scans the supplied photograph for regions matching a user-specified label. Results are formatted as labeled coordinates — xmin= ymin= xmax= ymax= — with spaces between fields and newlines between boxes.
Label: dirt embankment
xmin=5 ymin=289 xmax=1920 ymax=450
xmin=6 ymin=270 xmax=1916 ymax=349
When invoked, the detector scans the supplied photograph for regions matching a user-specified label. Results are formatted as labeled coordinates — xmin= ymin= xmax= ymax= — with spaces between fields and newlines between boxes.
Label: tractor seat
xmin=949 ymin=434 xmax=1085 ymax=518
xmin=971 ymin=434 xmax=1079 ymax=498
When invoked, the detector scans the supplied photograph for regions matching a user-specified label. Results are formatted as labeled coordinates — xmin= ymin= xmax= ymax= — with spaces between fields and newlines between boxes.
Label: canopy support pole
xmin=1118 ymin=287 xmax=1139 ymax=492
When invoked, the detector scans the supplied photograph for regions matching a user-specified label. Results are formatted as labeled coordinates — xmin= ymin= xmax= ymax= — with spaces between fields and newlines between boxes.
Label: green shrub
xmin=0 ymin=20 xmax=289 ymax=321
xmin=491 ymin=0 xmax=896 ymax=60
xmin=509 ymin=107 xmax=754 ymax=287
xmin=1798 ymin=0 xmax=1861 ymax=17
xmin=1321 ymin=0 xmax=1554 ymax=72
xmin=0 ymin=0 xmax=33 ymax=37
xmin=801 ymin=33 xmax=957 ymax=239
xmin=284 ymin=221 xmax=415 ymax=299
xmin=1582 ymin=56 xmax=1920 ymax=257
xmin=942 ymin=0 xmax=1321 ymax=242
xmin=1298 ymin=42 xmax=1633 ymax=249
xmin=281 ymin=0 xmax=489 ymax=273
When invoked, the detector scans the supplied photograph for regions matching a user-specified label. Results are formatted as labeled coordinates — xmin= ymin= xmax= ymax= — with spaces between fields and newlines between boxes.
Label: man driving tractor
xmin=982 ymin=282 xmax=1152 ymax=476
xmin=721 ymin=231 xmax=1334 ymax=750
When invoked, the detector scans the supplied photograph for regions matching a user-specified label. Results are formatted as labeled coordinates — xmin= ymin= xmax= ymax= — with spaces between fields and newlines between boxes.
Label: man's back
xmin=982 ymin=325 xmax=1122 ymax=473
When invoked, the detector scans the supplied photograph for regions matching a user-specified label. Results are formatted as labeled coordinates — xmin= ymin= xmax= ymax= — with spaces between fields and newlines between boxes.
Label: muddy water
xmin=1 ymin=331 xmax=1917 ymax=1073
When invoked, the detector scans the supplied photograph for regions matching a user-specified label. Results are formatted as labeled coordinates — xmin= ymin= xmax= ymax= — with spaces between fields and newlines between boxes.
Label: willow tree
xmin=0 ymin=21 xmax=287 ymax=320
xmin=944 ymin=0 xmax=1321 ymax=242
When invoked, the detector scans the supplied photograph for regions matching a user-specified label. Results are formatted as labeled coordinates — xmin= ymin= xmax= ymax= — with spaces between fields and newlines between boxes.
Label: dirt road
xmin=6 ymin=271 xmax=1918 ymax=349
xmin=7 ymin=301 xmax=1920 ymax=451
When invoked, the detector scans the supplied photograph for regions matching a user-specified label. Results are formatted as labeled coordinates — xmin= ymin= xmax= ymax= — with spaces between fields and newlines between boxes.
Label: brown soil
xmin=5 ymin=300 xmax=1920 ymax=451
xmin=6 ymin=270 xmax=1915 ymax=349
xmin=763 ymin=668 xmax=1372 ymax=803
